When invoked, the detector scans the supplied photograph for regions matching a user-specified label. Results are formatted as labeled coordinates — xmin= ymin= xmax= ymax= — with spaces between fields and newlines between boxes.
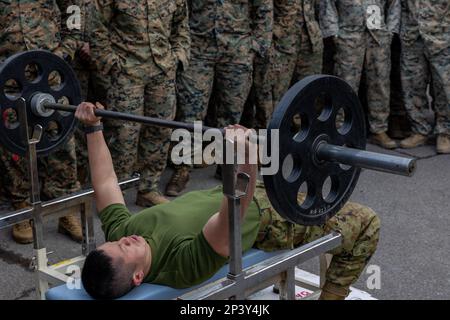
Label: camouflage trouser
xmin=250 ymin=55 xmax=273 ymax=130
xmin=247 ymin=49 xmax=293 ymax=130
xmin=253 ymin=182 xmax=380 ymax=293
xmin=105 ymin=65 xmax=176 ymax=193
xmin=73 ymin=61 xmax=111 ymax=187
xmin=252 ymin=26 xmax=323 ymax=130
xmin=0 ymin=138 xmax=80 ymax=206
xmin=177 ymin=55 xmax=253 ymax=128
xmin=335 ymin=31 xmax=392 ymax=134
xmin=291 ymin=25 xmax=324 ymax=85
xmin=174 ymin=55 xmax=253 ymax=167
xmin=401 ymin=35 xmax=450 ymax=136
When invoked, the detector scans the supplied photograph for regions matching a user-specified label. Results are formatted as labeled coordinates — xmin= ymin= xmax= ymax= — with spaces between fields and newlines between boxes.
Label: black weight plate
xmin=0 ymin=50 xmax=81 ymax=156
xmin=263 ymin=75 xmax=366 ymax=225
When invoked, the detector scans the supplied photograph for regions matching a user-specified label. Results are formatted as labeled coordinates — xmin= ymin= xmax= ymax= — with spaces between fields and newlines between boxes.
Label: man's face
xmin=99 ymin=235 xmax=148 ymax=267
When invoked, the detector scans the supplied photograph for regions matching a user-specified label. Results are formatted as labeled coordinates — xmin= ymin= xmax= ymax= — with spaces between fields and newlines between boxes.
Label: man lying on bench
xmin=75 ymin=102 xmax=380 ymax=300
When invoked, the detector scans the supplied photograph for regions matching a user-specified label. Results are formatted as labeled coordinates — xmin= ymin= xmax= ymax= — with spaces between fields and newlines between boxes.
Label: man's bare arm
xmin=75 ymin=102 xmax=125 ymax=212
xmin=203 ymin=126 xmax=258 ymax=257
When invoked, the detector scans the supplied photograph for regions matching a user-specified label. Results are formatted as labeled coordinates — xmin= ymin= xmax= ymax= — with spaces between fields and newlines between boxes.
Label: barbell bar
xmin=41 ymin=101 xmax=415 ymax=177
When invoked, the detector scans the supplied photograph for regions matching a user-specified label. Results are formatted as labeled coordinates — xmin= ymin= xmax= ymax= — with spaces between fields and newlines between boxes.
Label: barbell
xmin=0 ymin=50 xmax=416 ymax=225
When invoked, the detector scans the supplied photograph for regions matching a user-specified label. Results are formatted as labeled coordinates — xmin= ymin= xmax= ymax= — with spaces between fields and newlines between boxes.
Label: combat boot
xmin=318 ymin=290 xmax=346 ymax=300
xmin=12 ymin=201 xmax=33 ymax=244
xmin=165 ymin=167 xmax=190 ymax=196
xmin=371 ymin=132 xmax=398 ymax=149
xmin=58 ymin=215 xmax=83 ymax=243
xmin=437 ymin=135 xmax=450 ymax=154
xmin=400 ymin=133 xmax=427 ymax=149
xmin=136 ymin=191 xmax=170 ymax=207
xmin=318 ymin=282 xmax=349 ymax=300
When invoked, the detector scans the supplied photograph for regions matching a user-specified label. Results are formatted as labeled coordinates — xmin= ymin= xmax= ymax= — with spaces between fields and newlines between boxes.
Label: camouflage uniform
xmin=70 ymin=0 xmax=111 ymax=187
xmin=250 ymin=0 xmax=322 ymax=130
xmin=320 ymin=0 xmax=401 ymax=134
xmin=249 ymin=0 xmax=299 ymax=130
xmin=400 ymin=0 xmax=450 ymax=136
xmin=0 ymin=0 xmax=81 ymax=206
xmin=253 ymin=181 xmax=380 ymax=296
xmin=291 ymin=0 xmax=323 ymax=84
xmin=176 ymin=0 xmax=273 ymax=132
xmin=89 ymin=0 xmax=190 ymax=193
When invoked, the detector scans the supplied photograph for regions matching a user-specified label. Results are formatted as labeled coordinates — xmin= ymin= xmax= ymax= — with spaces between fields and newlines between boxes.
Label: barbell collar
xmin=316 ymin=143 xmax=416 ymax=177
xmin=30 ymin=93 xmax=56 ymax=117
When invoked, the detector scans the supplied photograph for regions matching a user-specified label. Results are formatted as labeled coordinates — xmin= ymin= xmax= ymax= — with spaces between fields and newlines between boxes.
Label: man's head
xmin=81 ymin=235 xmax=150 ymax=299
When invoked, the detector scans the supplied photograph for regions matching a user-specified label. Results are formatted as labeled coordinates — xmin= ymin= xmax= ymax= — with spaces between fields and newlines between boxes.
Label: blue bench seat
xmin=46 ymin=249 xmax=284 ymax=300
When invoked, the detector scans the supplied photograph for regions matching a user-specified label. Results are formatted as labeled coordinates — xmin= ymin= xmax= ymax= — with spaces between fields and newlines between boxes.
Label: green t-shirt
xmin=99 ymin=186 xmax=262 ymax=288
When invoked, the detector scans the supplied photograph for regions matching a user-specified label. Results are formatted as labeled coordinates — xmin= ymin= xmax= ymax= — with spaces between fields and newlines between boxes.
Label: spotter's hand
xmin=75 ymin=102 xmax=104 ymax=127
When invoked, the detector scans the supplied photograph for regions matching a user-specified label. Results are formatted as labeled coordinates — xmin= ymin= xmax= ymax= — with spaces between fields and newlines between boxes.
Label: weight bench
xmin=46 ymin=249 xmax=286 ymax=300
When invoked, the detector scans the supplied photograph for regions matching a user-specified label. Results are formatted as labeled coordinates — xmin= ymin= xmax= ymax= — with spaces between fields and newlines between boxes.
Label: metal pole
xmin=45 ymin=103 xmax=223 ymax=134
xmin=221 ymin=138 xmax=245 ymax=300
xmin=16 ymin=98 xmax=48 ymax=299
xmin=316 ymin=143 xmax=416 ymax=177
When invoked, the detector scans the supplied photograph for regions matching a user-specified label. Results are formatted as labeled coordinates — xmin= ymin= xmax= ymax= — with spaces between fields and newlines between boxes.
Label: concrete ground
xmin=0 ymin=143 xmax=449 ymax=300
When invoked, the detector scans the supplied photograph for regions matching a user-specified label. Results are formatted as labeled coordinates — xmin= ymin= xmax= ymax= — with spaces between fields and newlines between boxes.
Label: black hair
xmin=81 ymin=249 xmax=135 ymax=299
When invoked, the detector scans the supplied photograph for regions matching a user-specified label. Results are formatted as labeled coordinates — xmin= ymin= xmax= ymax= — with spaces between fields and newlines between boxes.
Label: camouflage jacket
xmin=400 ymin=0 xmax=450 ymax=51
xmin=188 ymin=0 xmax=273 ymax=61
xmin=297 ymin=0 xmax=322 ymax=52
xmin=320 ymin=0 xmax=401 ymax=38
xmin=0 ymin=0 xmax=81 ymax=62
xmin=89 ymin=0 xmax=191 ymax=76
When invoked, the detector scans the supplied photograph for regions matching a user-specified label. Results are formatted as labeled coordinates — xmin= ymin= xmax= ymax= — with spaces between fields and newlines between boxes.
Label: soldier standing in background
xmin=290 ymin=0 xmax=323 ymax=85
xmin=243 ymin=0 xmax=299 ymax=129
xmin=70 ymin=0 xmax=111 ymax=187
xmin=0 ymin=0 xmax=83 ymax=244
xmin=320 ymin=0 xmax=401 ymax=149
xmin=399 ymin=0 xmax=450 ymax=154
xmin=165 ymin=0 xmax=273 ymax=196
xmin=89 ymin=0 xmax=190 ymax=207
xmin=245 ymin=0 xmax=322 ymax=133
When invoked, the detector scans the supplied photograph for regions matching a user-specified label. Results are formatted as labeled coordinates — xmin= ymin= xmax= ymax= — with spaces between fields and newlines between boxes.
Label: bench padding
xmin=46 ymin=249 xmax=283 ymax=300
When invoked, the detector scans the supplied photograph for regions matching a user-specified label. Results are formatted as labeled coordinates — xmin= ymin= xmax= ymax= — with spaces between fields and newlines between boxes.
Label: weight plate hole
xmin=322 ymin=176 xmax=339 ymax=203
xmin=3 ymin=79 xmax=22 ymax=100
xmin=25 ymin=63 xmax=42 ymax=84
xmin=282 ymin=154 xmax=301 ymax=183
xmin=45 ymin=121 xmax=62 ymax=142
xmin=49 ymin=70 xmax=63 ymax=91
xmin=57 ymin=96 xmax=71 ymax=117
xmin=297 ymin=182 xmax=314 ymax=209
xmin=291 ymin=113 xmax=309 ymax=142
xmin=2 ymin=108 xmax=20 ymax=130
xmin=314 ymin=91 xmax=332 ymax=122
xmin=335 ymin=107 xmax=352 ymax=135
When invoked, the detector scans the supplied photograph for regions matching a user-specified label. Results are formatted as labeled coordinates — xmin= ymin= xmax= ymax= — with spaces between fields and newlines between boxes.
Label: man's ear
xmin=132 ymin=271 xmax=145 ymax=286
